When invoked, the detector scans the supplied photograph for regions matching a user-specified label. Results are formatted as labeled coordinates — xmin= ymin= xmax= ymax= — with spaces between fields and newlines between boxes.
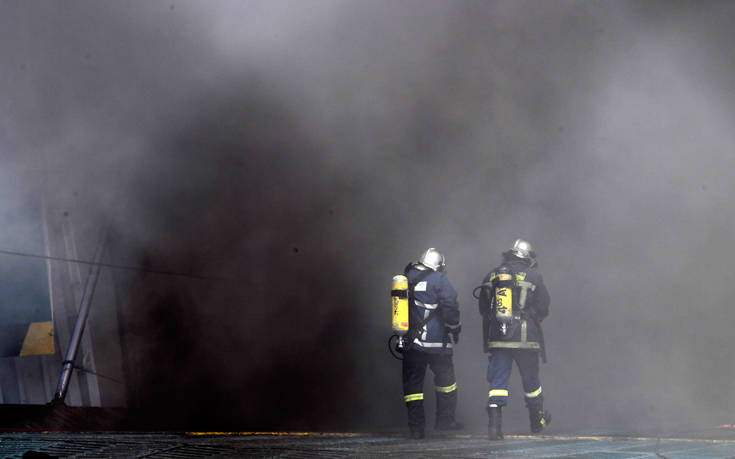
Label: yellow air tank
xmin=391 ymin=275 xmax=409 ymax=335
xmin=494 ymin=272 xmax=514 ymax=324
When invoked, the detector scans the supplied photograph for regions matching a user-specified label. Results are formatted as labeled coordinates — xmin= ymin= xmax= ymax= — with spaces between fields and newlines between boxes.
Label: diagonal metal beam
xmin=52 ymin=229 xmax=107 ymax=404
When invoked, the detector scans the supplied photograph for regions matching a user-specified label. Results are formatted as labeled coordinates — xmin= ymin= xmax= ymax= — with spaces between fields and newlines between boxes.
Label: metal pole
xmin=52 ymin=230 xmax=106 ymax=404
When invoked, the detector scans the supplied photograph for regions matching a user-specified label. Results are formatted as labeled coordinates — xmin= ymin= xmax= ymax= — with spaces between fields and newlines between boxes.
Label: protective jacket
xmin=405 ymin=263 xmax=460 ymax=355
xmin=478 ymin=256 xmax=549 ymax=356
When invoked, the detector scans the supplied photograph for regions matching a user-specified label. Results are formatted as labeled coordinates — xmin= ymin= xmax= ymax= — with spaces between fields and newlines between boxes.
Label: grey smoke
xmin=1 ymin=0 xmax=735 ymax=432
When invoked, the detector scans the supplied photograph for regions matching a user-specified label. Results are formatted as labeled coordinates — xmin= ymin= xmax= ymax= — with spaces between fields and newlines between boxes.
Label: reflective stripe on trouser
xmin=403 ymin=350 xmax=458 ymax=429
xmin=435 ymin=382 xmax=457 ymax=393
xmin=435 ymin=382 xmax=458 ymax=428
xmin=487 ymin=348 xmax=542 ymax=408
xmin=524 ymin=383 xmax=544 ymax=410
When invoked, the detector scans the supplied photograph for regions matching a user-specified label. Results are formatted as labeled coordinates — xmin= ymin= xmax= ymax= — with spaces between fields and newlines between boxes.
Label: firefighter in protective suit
xmin=477 ymin=239 xmax=550 ymax=440
xmin=401 ymin=248 xmax=463 ymax=439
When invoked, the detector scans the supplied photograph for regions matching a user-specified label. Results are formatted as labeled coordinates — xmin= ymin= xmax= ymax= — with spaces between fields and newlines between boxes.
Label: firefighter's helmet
xmin=419 ymin=248 xmax=446 ymax=272
xmin=509 ymin=239 xmax=536 ymax=265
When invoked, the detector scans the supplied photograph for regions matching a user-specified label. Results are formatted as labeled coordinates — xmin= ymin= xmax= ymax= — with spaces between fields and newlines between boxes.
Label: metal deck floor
xmin=2 ymin=432 xmax=735 ymax=458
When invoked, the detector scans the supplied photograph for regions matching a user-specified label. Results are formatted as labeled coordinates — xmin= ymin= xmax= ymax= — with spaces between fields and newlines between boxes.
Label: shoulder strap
xmin=409 ymin=268 xmax=434 ymax=287
xmin=503 ymin=264 xmax=547 ymax=363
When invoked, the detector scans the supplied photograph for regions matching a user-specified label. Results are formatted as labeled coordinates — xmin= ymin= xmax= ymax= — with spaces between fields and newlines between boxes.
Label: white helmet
xmin=419 ymin=248 xmax=446 ymax=272
xmin=509 ymin=239 xmax=536 ymax=265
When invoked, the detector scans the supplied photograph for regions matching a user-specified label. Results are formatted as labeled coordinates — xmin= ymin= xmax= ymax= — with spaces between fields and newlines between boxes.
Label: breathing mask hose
xmin=388 ymin=334 xmax=405 ymax=360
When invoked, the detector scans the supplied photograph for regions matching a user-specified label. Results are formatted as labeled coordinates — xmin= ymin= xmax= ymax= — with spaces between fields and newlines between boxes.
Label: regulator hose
xmin=388 ymin=334 xmax=405 ymax=360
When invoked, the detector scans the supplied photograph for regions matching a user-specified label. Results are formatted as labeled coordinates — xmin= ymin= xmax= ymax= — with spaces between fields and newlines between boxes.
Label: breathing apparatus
xmin=389 ymin=248 xmax=446 ymax=360
xmin=389 ymin=274 xmax=410 ymax=359
xmin=492 ymin=266 xmax=514 ymax=335
xmin=473 ymin=266 xmax=536 ymax=338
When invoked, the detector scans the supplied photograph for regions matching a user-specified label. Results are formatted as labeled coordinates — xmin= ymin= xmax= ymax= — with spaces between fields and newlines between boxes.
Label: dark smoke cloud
xmin=2 ymin=0 xmax=735 ymax=433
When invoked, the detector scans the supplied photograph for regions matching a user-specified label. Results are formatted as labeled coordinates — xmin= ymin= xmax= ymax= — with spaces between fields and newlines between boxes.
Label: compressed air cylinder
xmin=391 ymin=275 xmax=409 ymax=335
xmin=494 ymin=272 xmax=514 ymax=323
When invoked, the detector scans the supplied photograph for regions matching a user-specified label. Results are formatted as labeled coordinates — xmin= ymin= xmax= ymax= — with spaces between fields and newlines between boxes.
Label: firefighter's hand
xmin=447 ymin=325 xmax=461 ymax=344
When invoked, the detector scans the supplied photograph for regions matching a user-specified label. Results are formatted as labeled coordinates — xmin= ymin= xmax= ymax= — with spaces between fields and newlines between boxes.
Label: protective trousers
xmin=402 ymin=350 xmax=458 ymax=431
xmin=487 ymin=349 xmax=543 ymax=409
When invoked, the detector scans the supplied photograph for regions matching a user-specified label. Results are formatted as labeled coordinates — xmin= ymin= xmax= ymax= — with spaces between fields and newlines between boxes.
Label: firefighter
xmin=477 ymin=239 xmax=550 ymax=440
xmin=401 ymin=248 xmax=463 ymax=439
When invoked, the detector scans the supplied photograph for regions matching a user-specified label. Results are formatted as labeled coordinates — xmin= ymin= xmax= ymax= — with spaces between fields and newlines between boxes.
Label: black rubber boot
xmin=435 ymin=391 xmax=463 ymax=431
xmin=407 ymin=400 xmax=425 ymax=439
xmin=528 ymin=404 xmax=551 ymax=433
xmin=487 ymin=405 xmax=503 ymax=440
xmin=409 ymin=426 xmax=425 ymax=439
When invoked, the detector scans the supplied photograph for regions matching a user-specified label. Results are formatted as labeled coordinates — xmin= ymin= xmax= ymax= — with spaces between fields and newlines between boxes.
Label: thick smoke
xmin=2 ymin=0 xmax=735 ymax=433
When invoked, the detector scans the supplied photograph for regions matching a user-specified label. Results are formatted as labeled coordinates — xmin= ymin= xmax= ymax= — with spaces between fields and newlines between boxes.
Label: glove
xmin=447 ymin=325 xmax=462 ymax=344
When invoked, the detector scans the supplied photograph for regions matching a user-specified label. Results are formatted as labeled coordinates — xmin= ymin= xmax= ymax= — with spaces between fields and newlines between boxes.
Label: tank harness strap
xmin=515 ymin=268 xmax=547 ymax=363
